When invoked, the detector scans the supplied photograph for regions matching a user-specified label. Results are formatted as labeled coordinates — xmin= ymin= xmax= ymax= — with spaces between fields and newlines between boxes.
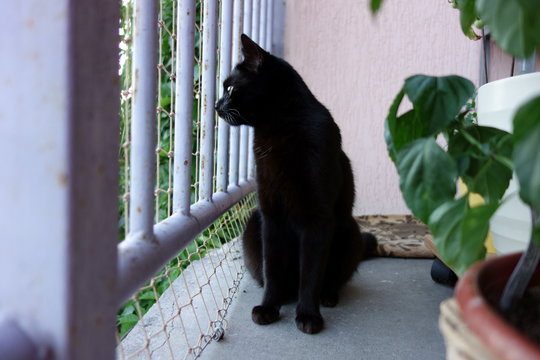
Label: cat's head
xmin=215 ymin=34 xmax=294 ymax=128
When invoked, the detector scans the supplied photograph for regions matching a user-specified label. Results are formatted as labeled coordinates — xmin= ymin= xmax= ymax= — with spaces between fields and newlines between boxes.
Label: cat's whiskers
xmin=254 ymin=145 xmax=273 ymax=159
xmin=220 ymin=111 xmax=236 ymax=126
xmin=227 ymin=113 xmax=240 ymax=126
xmin=229 ymin=108 xmax=251 ymax=125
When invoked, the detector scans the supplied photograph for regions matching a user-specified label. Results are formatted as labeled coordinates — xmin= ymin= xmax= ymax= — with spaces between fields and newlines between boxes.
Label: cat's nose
xmin=215 ymin=99 xmax=225 ymax=118
xmin=215 ymin=99 xmax=222 ymax=112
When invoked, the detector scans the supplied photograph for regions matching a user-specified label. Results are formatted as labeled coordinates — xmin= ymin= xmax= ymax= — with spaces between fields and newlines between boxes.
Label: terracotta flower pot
xmin=455 ymin=252 xmax=540 ymax=360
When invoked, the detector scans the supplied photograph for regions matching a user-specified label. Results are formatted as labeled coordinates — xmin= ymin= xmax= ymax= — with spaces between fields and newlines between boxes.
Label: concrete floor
xmin=200 ymin=258 xmax=453 ymax=360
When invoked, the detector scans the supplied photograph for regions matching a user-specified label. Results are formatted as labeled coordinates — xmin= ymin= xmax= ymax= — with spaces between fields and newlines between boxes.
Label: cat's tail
xmin=361 ymin=232 xmax=378 ymax=259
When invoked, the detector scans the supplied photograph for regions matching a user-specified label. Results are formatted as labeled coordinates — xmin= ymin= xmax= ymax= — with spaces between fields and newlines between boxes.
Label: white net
xmin=116 ymin=194 xmax=256 ymax=359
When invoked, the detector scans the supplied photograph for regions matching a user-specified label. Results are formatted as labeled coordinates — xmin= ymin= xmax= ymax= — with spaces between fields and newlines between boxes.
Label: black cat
xmin=215 ymin=34 xmax=376 ymax=334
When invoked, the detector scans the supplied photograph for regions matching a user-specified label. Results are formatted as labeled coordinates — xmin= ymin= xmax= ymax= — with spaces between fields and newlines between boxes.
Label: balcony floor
xmin=201 ymin=257 xmax=452 ymax=360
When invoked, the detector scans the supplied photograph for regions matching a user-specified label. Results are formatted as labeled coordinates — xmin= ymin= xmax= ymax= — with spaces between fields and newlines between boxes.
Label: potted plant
xmin=372 ymin=0 xmax=540 ymax=358
xmin=476 ymin=72 xmax=540 ymax=255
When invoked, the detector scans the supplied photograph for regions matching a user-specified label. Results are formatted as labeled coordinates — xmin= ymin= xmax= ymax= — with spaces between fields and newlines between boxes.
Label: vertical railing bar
xmin=2 ymin=1 xmax=120 ymax=357
xmin=266 ymin=0 xmax=273 ymax=51
xmin=173 ymin=0 xmax=197 ymax=215
xmin=243 ymin=1 xmax=252 ymax=61
xmin=517 ymin=51 xmax=537 ymax=75
xmin=129 ymin=0 xmax=159 ymax=240
xmin=260 ymin=0 xmax=266 ymax=48
xmin=199 ymin=0 xmax=219 ymax=201
xmin=246 ymin=0 xmax=260 ymax=180
xmin=251 ymin=0 xmax=260 ymax=42
xmin=239 ymin=0 xmax=252 ymax=183
xmin=168 ymin=0 xmax=176 ymax=219
xmin=271 ymin=0 xmax=285 ymax=57
xmin=228 ymin=0 xmax=244 ymax=187
xmin=216 ymin=0 xmax=234 ymax=193
xmin=155 ymin=1 xmax=164 ymax=224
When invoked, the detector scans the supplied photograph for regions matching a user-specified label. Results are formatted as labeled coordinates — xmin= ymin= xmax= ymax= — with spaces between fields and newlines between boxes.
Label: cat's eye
xmin=227 ymin=86 xmax=234 ymax=95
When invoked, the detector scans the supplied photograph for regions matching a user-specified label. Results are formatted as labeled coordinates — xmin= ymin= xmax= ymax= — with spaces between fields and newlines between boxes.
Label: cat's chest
xmin=253 ymin=139 xmax=298 ymax=177
xmin=253 ymin=138 xmax=306 ymax=200
xmin=254 ymin=148 xmax=291 ymax=181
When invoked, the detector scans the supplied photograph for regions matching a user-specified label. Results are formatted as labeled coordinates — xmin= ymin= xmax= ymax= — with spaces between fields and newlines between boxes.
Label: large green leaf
xmin=429 ymin=197 xmax=468 ymax=275
xmin=404 ymin=75 xmax=476 ymax=135
xmin=513 ymin=96 xmax=540 ymax=241
xmin=476 ymin=0 xmax=540 ymax=58
xmin=385 ymin=102 xmax=431 ymax=163
xmin=386 ymin=75 xmax=475 ymax=163
xmin=456 ymin=0 xmax=481 ymax=40
xmin=388 ymin=110 xmax=430 ymax=159
xmin=429 ymin=197 xmax=499 ymax=276
xmin=448 ymin=125 xmax=513 ymax=202
xmin=384 ymin=89 xmax=405 ymax=162
xmin=397 ymin=138 xmax=458 ymax=223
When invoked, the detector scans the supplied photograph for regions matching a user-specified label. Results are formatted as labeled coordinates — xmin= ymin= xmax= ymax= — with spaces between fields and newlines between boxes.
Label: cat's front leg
xmin=295 ymin=224 xmax=331 ymax=334
xmin=251 ymin=216 xmax=290 ymax=326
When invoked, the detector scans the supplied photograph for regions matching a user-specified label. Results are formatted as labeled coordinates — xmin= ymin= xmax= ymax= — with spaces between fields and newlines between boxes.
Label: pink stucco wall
xmin=283 ymin=0 xmax=481 ymax=215
xmin=488 ymin=43 xmax=540 ymax=82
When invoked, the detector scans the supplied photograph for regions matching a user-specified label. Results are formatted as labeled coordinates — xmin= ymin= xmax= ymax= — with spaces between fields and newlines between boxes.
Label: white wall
xmin=283 ymin=0 xmax=481 ymax=215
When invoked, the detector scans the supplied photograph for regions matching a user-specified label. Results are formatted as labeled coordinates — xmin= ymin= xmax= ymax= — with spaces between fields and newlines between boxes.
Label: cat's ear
xmin=241 ymin=34 xmax=264 ymax=72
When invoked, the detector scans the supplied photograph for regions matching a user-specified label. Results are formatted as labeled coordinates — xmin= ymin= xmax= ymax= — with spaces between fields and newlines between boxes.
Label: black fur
xmin=215 ymin=34 xmax=376 ymax=334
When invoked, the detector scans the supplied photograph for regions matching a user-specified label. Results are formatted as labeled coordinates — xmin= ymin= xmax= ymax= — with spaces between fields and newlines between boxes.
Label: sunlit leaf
xmin=138 ymin=290 xmax=156 ymax=301
xmin=118 ymin=314 xmax=139 ymax=325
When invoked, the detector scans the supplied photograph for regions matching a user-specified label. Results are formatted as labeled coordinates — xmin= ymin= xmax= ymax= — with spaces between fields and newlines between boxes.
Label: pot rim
xmin=455 ymin=252 xmax=540 ymax=360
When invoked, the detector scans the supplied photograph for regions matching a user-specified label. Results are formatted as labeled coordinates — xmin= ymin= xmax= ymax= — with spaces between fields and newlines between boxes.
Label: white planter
xmin=477 ymin=72 xmax=540 ymax=254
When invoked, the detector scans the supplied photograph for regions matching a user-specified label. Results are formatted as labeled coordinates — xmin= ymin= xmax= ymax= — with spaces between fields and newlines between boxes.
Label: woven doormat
xmin=355 ymin=215 xmax=434 ymax=259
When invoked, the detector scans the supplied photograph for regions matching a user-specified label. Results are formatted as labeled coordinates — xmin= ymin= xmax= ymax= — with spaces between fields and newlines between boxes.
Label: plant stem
xmin=500 ymin=210 xmax=540 ymax=312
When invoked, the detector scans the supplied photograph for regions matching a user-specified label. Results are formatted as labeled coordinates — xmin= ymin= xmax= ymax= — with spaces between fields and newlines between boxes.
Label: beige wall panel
xmin=283 ymin=0 xmax=481 ymax=215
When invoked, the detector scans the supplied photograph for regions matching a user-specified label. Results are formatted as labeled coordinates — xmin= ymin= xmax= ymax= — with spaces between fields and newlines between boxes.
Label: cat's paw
xmin=295 ymin=313 xmax=324 ymax=334
xmin=252 ymin=305 xmax=280 ymax=325
xmin=320 ymin=293 xmax=339 ymax=307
